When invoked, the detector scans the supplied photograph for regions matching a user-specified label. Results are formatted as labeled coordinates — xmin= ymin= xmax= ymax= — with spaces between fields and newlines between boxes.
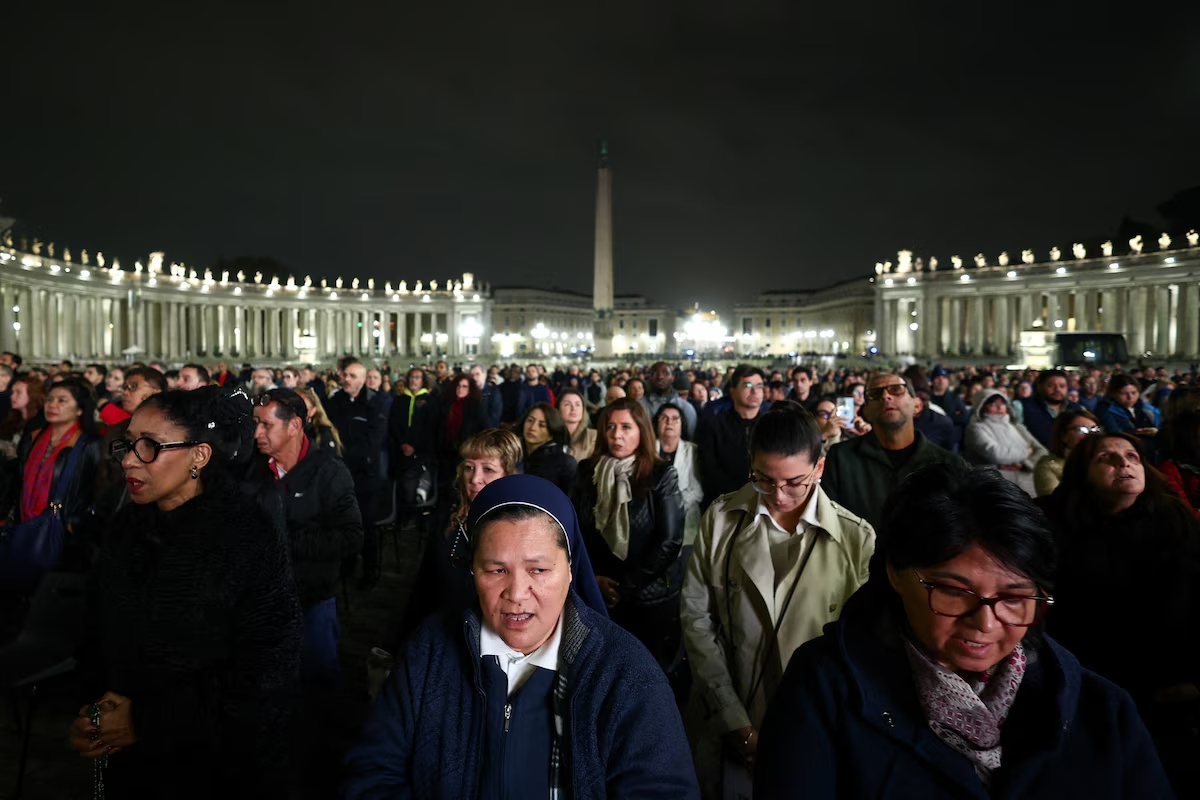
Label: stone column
xmin=1155 ymin=286 xmax=1171 ymax=355
xmin=1129 ymin=288 xmax=1148 ymax=355
xmin=993 ymin=296 xmax=1010 ymax=357
xmin=414 ymin=312 xmax=425 ymax=361
xmin=1179 ymin=282 xmax=1200 ymax=359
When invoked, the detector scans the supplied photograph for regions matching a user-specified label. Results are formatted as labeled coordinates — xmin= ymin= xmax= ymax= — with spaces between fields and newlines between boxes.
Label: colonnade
xmin=0 ymin=249 xmax=488 ymax=364
xmin=876 ymin=251 xmax=1200 ymax=360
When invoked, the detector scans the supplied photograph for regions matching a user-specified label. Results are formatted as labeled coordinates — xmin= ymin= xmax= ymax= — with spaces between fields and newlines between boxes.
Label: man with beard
xmin=639 ymin=361 xmax=698 ymax=439
xmin=822 ymin=374 xmax=965 ymax=529
xmin=1017 ymin=369 xmax=1081 ymax=449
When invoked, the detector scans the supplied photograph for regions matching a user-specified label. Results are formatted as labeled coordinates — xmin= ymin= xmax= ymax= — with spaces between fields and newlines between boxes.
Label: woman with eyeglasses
xmin=69 ymin=387 xmax=303 ymax=797
xmin=1033 ymin=408 xmax=1101 ymax=496
xmin=574 ymin=398 xmax=685 ymax=674
xmin=756 ymin=464 xmax=1172 ymax=799
xmin=1040 ymin=432 xmax=1200 ymax=792
xmin=681 ymin=400 xmax=874 ymax=797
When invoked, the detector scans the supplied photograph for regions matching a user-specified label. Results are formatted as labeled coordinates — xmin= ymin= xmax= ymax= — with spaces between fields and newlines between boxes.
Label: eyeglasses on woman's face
xmin=912 ymin=570 xmax=1053 ymax=627
xmin=748 ymin=468 xmax=819 ymax=497
xmin=111 ymin=437 xmax=201 ymax=464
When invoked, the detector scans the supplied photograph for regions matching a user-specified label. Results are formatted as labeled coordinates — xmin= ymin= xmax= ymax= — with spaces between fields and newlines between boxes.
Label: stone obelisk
xmin=593 ymin=140 xmax=614 ymax=358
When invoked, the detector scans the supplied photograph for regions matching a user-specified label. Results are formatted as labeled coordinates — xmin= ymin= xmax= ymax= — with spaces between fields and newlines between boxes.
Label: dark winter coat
xmin=522 ymin=442 xmax=577 ymax=496
xmin=1018 ymin=396 xmax=1082 ymax=449
xmin=249 ymin=447 xmax=363 ymax=607
xmin=755 ymin=585 xmax=1173 ymax=800
xmin=822 ymin=430 xmax=967 ymax=530
xmin=81 ymin=488 xmax=303 ymax=799
xmin=326 ymin=387 xmax=388 ymax=477
xmin=12 ymin=427 xmax=103 ymax=570
xmin=388 ymin=390 xmax=435 ymax=476
xmin=342 ymin=596 xmax=698 ymax=799
xmin=573 ymin=459 xmax=685 ymax=606
xmin=695 ymin=407 xmax=760 ymax=508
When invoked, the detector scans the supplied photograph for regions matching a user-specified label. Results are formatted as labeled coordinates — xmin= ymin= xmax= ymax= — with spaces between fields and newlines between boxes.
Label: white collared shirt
xmin=756 ymin=493 xmax=821 ymax=591
xmin=479 ymin=614 xmax=563 ymax=697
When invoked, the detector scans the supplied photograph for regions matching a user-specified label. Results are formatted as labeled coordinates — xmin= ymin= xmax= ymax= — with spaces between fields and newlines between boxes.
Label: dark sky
xmin=6 ymin=2 xmax=1199 ymax=317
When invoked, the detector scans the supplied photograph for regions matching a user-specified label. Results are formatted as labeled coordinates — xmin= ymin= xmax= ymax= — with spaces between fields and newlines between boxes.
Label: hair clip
xmin=229 ymin=388 xmax=250 ymax=402
xmin=207 ymin=421 xmax=217 ymax=429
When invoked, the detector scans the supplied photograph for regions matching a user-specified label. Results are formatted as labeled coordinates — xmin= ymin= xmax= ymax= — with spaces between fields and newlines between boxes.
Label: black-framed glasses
xmin=866 ymin=384 xmax=909 ymax=402
xmin=748 ymin=469 xmax=819 ymax=497
xmin=913 ymin=570 xmax=1054 ymax=627
xmin=111 ymin=437 xmax=201 ymax=464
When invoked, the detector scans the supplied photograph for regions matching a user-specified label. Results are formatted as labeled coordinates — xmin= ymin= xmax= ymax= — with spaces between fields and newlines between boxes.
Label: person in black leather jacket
xmin=12 ymin=377 xmax=103 ymax=573
xmin=573 ymin=397 xmax=685 ymax=671
xmin=519 ymin=402 xmax=578 ymax=495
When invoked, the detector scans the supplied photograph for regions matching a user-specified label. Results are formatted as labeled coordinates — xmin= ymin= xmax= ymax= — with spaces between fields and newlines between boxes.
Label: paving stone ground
xmin=0 ymin=519 xmax=428 ymax=800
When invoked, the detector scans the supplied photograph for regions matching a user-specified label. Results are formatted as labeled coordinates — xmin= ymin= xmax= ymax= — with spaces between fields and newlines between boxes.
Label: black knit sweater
xmin=80 ymin=487 xmax=303 ymax=798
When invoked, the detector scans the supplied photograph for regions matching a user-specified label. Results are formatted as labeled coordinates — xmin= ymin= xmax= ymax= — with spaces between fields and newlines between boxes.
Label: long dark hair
xmin=447 ymin=372 xmax=482 ymax=407
xmin=1055 ymin=432 xmax=1189 ymax=521
xmin=518 ymin=402 xmax=569 ymax=453
xmin=590 ymin=397 xmax=661 ymax=494
xmin=48 ymin=377 xmax=99 ymax=437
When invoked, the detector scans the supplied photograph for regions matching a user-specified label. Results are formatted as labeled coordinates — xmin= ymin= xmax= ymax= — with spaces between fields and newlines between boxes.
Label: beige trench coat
xmin=680 ymin=482 xmax=874 ymax=796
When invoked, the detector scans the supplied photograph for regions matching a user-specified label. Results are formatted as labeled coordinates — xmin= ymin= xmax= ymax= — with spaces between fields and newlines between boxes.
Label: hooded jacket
xmin=964 ymin=390 xmax=1047 ymax=497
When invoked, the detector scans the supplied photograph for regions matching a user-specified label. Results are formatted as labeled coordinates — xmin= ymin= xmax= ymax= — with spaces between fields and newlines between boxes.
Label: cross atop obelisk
xmin=593 ymin=139 xmax=614 ymax=358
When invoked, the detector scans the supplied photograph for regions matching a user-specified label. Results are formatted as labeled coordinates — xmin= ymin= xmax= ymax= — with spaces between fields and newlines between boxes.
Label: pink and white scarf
xmin=904 ymin=638 xmax=1027 ymax=783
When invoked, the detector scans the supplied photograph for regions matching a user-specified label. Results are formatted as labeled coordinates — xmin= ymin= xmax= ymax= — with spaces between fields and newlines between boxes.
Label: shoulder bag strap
xmin=743 ymin=526 xmax=821 ymax=713
xmin=49 ymin=433 xmax=90 ymax=508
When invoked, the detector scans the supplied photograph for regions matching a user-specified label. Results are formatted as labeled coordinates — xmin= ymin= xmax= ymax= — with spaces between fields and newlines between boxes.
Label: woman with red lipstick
xmin=757 ymin=465 xmax=1173 ymax=799
xmin=1042 ymin=432 xmax=1200 ymax=792
xmin=68 ymin=387 xmax=302 ymax=798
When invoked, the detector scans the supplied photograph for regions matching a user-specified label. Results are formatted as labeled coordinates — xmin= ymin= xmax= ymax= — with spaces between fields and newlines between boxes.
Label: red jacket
xmin=1160 ymin=460 xmax=1200 ymax=521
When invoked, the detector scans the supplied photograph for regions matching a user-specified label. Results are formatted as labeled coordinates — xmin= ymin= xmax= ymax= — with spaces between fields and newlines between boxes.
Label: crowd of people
xmin=1 ymin=348 xmax=1198 ymax=798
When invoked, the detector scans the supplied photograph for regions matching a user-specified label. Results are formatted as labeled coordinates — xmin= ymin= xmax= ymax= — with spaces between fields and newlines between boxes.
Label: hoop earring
xmin=190 ymin=465 xmax=199 ymax=480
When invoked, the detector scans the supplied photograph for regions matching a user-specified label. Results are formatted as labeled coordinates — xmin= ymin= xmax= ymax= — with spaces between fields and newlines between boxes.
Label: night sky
xmin=6 ymin=2 xmax=1198 ymax=316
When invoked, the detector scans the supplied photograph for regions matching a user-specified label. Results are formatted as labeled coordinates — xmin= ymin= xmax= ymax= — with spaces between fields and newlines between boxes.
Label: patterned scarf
xmin=20 ymin=424 xmax=80 ymax=520
xmin=904 ymin=638 xmax=1027 ymax=783
xmin=592 ymin=454 xmax=635 ymax=560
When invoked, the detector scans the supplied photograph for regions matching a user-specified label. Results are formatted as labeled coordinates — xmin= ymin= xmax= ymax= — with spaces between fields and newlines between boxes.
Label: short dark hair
xmin=791 ymin=366 xmax=814 ymax=381
xmin=139 ymin=387 xmax=255 ymax=489
xmin=60 ymin=359 xmax=74 ymax=369
xmin=1037 ymin=369 xmax=1069 ymax=388
xmin=874 ymin=464 xmax=1057 ymax=641
xmin=85 ymin=363 xmax=107 ymax=378
xmin=181 ymin=363 xmax=211 ymax=384
xmin=164 ymin=369 xmax=180 ymax=381
xmin=1105 ymin=373 xmax=1140 ymax=399
xmin=730 ymin=364 xmax=763 ymax=387
xmin=125 ymin=367 xmax=167 ymax=393
xmin=260 ymin=388 xmax=309 ymax=424
xmin=749 ymin=399 xmax=823 ymax=463
xmin=1 ymin=351 xmax=21 ymax=368
xmin=47 ymin=377 xmax=99 ymax=436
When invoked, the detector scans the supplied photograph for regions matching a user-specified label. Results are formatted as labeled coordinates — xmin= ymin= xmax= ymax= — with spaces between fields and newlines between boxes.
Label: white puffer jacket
xmin=965 ymin=389 xmax=1048 ymax=496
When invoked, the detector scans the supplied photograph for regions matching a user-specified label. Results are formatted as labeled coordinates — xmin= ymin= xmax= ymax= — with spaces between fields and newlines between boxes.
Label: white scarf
xmin=592 ymin=454 xmax=636 ymax=560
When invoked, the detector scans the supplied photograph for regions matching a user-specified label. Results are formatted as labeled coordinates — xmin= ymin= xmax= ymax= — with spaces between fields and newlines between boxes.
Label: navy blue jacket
xmin=930 ymin=391 xmax=968 ymax=448
xmin=756 ymin=586 xmax=1173 ymax=800
xmin=343 ymin=596 xmax=697 ymax=799
xmin=1017 ymin=396 xmax=1082 ymax=450
xmin=913 ymin=407 xmax=957 ymax=452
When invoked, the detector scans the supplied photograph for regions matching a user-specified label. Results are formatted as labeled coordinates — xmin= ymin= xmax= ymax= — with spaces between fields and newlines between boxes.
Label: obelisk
xmin=592 ymin=140 xmax=614 ymax=358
